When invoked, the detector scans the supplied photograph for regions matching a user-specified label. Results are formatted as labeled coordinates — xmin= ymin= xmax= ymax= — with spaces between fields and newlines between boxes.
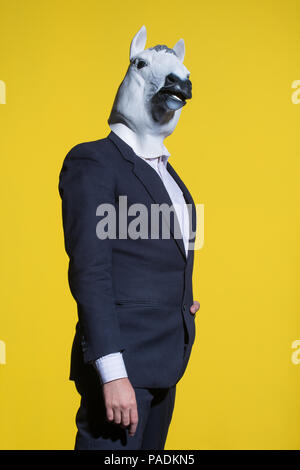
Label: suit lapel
xmin=132 ymin=157 xmax=187 ymax=261
xmin=166 ymin=162 xmax=197 ymax=264
xmin=107 ymin=130 xmax=193 ymax=263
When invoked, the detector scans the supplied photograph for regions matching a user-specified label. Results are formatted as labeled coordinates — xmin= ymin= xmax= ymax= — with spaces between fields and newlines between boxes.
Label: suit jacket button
xmin=182 ymin=304 xmax=186 ymax=312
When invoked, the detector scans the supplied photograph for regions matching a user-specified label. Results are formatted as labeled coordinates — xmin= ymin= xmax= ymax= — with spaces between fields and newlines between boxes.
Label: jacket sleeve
xmin=58 ymin=144 xmax=124 ymax=363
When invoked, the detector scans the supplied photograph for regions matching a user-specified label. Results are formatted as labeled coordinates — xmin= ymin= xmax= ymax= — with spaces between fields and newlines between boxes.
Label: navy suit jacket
xmin=58 ymin=130 xmax=197 ymax=388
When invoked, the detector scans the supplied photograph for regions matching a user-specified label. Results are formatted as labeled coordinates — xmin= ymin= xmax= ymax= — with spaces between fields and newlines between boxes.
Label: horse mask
xmin=108 ymin=25 xmax=192 ymax=158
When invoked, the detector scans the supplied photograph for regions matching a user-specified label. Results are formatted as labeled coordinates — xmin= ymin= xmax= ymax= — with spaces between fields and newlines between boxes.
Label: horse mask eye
xmin=132 ymin=58 xmax=147 ymax=69
xmin=137 ymin=60 xmax=147 ymax=69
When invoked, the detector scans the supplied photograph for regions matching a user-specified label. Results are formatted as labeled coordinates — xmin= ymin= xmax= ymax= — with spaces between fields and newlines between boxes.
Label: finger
xmin=113 ymin=408 xmax=122 ymax=425
xmin=128 ymin=406 xmax=138 ymax=437
xmin=121 ymin=408 xmax=130 ymax=428
xmin=190 ymin=301 xmax=200 ymax=314
xmin=190 ymin=304 xmax=197 ymax=314
xmin=106 ymin=406 xmax=114 ymax=423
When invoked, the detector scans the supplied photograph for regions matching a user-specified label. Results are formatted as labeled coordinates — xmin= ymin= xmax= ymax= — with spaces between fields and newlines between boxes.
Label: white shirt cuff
xmin=94 ymin=352 xmax=128 ymax=384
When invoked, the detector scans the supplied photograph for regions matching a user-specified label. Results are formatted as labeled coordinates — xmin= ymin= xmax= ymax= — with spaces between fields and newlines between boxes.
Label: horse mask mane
xmin=108 ymin=25 xmax=192 ymax=158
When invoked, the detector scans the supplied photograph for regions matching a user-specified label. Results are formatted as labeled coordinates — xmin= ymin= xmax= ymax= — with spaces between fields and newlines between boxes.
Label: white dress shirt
xmin=94 ymin=128 xmax=190 ymax=384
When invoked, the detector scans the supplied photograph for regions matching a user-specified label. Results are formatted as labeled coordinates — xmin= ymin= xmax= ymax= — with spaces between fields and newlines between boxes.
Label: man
xmin=59 ymin=25 xmax=200 ymax=450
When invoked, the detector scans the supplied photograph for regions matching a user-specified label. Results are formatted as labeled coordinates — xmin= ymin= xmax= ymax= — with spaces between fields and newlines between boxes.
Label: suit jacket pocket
xmin=115 ymin=299 xmax=162 ymax=307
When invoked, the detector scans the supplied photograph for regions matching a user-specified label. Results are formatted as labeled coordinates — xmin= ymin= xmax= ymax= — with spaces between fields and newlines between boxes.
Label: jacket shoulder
xmin=64 ymin=136 xmax=116 ymax=165
xmin=58 ymin=137 xmax=117 ymax=197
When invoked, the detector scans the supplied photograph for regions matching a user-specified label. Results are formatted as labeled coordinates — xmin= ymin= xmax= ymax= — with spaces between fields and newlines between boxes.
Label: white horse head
xmin=108 ymin=25 xmax=192 ymax=143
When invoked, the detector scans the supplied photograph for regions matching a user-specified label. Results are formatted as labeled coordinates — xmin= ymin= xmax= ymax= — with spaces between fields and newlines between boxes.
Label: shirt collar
xmin=108 ymin=124 xmax=171 ymax=165
xmin=144 ymin=154 xmax=169 ymax=167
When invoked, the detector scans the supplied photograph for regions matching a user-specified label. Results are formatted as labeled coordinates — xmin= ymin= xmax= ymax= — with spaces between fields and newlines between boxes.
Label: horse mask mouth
xmin=152 ymin=73 xmax=192 ymax=111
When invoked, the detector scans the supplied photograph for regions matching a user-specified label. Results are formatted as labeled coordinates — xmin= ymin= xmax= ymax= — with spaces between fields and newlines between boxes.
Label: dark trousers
xmin=74 ymin=373 xmax=176 ymax=450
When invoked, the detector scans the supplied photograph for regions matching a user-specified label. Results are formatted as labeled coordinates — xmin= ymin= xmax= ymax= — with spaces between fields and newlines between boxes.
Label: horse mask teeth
xmin=108 ymin=25 xmax=192 ymax=131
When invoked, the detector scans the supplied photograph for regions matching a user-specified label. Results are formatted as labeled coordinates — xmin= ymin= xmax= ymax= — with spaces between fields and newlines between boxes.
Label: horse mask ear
xmin=172 ymin=38 xmax=185 ymax=63
xmin=130 ymin=25 xmax=147 ymax=60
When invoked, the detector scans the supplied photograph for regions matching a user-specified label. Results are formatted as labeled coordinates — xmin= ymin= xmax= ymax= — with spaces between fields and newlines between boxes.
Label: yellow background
xmin=0 ymin=0 xmax=299 ymax=450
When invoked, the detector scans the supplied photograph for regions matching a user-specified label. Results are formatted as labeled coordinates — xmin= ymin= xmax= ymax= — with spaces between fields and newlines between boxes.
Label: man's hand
xmin=102 ymin=377 xmax=138 ymax=437
xmin=190 ymin=300 xmax=200 ymax=317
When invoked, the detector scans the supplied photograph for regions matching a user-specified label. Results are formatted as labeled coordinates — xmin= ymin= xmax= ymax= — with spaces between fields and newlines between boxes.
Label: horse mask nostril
xmin=161 ymin=74 xmax=192 ymax=101
xmin=165 ymin=73 xmax=177 ymax=84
